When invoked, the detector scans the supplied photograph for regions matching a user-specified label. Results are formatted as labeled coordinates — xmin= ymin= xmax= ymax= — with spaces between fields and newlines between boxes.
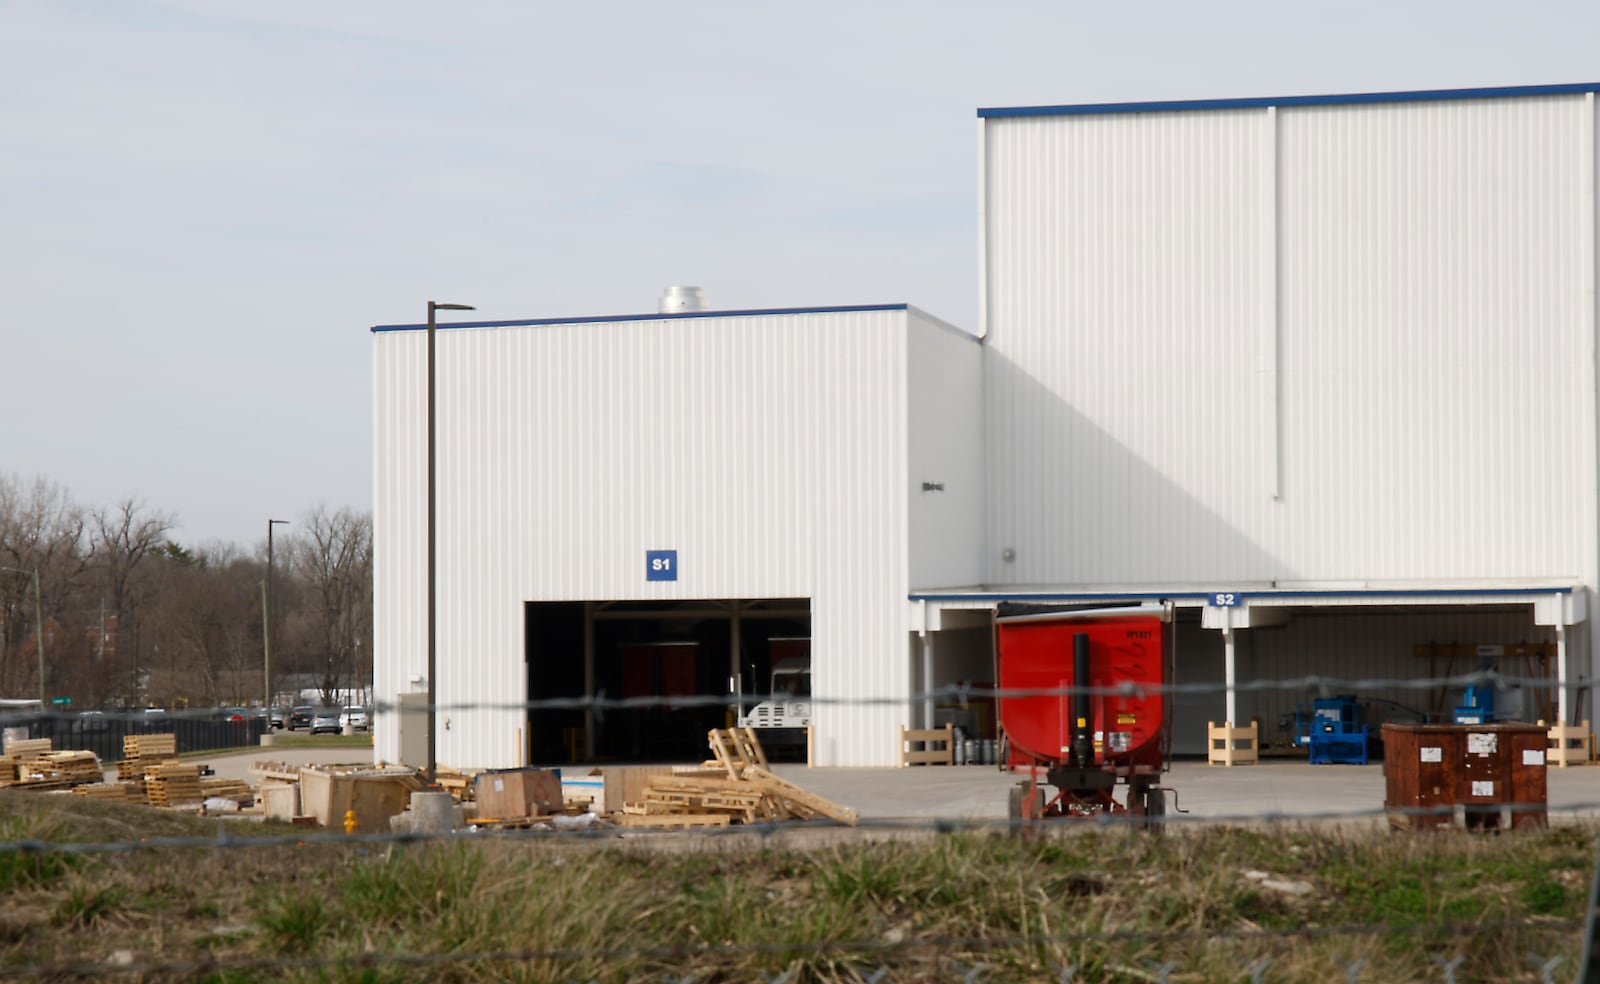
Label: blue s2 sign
xmin=646 ymin=550 xmax=678 ymax=582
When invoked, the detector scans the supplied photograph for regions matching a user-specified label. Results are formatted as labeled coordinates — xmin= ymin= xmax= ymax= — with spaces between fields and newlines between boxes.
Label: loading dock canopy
xmin=911 ymin=583 xmax=1588 ymax=731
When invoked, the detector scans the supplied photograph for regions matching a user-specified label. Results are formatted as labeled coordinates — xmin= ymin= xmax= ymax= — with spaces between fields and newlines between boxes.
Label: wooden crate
xmin=474 ymin=768 xmax=563 ymax=820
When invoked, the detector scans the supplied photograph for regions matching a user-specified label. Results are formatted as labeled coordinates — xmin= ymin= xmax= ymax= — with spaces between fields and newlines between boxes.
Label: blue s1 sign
xmin=646 ymin=550 xmax=678 ymax=582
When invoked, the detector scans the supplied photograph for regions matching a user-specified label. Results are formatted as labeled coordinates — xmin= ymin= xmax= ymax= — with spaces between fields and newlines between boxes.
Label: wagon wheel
xmin=1007 ymin=778 xmax=1044 ymax=827
xmin=1128 ymin=778 xmax=1166 ymax=834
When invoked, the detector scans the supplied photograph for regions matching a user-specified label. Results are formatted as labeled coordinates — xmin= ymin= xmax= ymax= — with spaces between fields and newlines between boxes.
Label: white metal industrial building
xmin=373 ymin=82 xmax=1600 ymax=769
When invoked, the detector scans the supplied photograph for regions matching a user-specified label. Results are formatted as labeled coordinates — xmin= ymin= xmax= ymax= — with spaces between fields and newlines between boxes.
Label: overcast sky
xmin=5 ymin=1 xmax=1598 ymax=549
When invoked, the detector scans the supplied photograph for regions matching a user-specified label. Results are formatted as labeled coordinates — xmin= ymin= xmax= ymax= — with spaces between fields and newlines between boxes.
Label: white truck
xmin=737 ymin=639 xmax=811 ymax=749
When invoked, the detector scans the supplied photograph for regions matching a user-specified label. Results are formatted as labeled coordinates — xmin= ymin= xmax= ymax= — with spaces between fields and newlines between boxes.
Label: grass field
xmin=0 ymin=790 xmax=1590 ymax=982
xmin=255 ymin=732 xmax=374 ymax=751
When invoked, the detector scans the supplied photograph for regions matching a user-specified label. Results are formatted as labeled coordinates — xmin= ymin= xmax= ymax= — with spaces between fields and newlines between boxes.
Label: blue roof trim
xmin=977 ymin=82 xmax=1600 ymax=119
xmin=910 ymin=586 xmax=1571 ymax=602
xmin=371 ymin=302 xmax=910 ymax=333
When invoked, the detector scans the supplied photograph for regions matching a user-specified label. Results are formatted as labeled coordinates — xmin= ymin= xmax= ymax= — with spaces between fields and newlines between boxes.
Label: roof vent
xmin=659 ymin=286 xmax=707 ymax=314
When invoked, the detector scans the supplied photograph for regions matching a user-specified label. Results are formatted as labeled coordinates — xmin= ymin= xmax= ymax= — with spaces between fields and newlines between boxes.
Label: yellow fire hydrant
xmin=343 ymin=810 xmax=358 ymax=835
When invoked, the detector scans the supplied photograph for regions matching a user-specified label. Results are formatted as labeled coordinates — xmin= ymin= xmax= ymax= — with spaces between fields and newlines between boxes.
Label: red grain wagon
xmin=996 ymin=602 xmax=1174 ymax=826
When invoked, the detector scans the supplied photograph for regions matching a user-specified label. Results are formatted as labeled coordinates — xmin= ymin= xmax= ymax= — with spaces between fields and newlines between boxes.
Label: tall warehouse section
xmin=374 ymin=82 xmax=1600 ymax=769
xmin=963 ymin=82 xmax=1598 ymax=750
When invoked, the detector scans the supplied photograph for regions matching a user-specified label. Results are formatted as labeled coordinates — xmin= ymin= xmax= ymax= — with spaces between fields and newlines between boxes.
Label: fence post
xmin=1580 ymin=829 xmax=1600 ymax=982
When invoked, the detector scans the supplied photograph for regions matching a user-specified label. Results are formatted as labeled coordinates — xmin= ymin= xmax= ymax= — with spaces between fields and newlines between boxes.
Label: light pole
xmin=427 ymin=300 xmax=475 ymax=783
xmin=264 ymin=519 xmax=288 ymax=715
xmin=1 ymin=566 xmax=45 ymax=706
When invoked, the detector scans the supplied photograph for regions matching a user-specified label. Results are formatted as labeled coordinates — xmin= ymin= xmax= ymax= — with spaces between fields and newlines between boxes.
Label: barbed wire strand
xmin=3 ymin=667 xmax=1595 ymax=724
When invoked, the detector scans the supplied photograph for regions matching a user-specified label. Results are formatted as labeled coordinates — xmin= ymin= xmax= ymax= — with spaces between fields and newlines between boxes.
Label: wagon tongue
xmin=1070 ymin=632 xmax=1095 ymax=768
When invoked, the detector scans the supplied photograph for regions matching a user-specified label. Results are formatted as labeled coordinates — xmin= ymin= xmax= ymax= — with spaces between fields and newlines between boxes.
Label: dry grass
xmin=0 ymin=790 xmax=1590 ymax=982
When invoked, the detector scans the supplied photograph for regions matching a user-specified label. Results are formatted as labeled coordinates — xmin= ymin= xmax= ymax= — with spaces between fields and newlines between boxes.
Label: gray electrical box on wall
xmin=398 ymin=692 xmax=432 ymax=771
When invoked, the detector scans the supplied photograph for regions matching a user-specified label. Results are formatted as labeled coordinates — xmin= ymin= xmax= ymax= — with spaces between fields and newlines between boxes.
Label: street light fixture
xmin=263 ymin=519 xmax=289 ymax=718
xmin=0 ymin=566 xmax=45 ymax=707
xmin=427 ymin=300 xmax=475 ymax=783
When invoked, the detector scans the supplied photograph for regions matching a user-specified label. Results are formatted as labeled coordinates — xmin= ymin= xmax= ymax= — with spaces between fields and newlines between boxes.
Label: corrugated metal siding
xmin=374 ymin=309 xmax=917 ymax=768
xmin=983 ymin=95 xmax=1596 ymax=588
xmin=371 ymin=333 xmax=427 ymax=768
xmin=1275 ymin=96 xmax=1590 ymax=581
xmin=983 ymin=109 xmax=1272 ymax=585
xmin=906 ymin=310 xmax=985 ymax=590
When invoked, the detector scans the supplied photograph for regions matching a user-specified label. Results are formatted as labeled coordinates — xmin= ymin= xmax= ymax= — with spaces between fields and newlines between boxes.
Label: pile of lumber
xmin=617 ymin=728 xmax=857 ymax=829
xmin=434 ymin=766 xmax=474 ymax=802
xmin=0 ymin=738 xmax=105 ymax=791
xmin=200 ymin=777 xmax=254 ymax=806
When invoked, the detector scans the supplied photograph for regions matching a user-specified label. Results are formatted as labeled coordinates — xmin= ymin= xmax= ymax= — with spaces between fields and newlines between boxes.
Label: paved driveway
xmin=109 ymin=744 xmax=1599 ymax=827
xmin=767 ymin=758 xmax=1600 ymax=824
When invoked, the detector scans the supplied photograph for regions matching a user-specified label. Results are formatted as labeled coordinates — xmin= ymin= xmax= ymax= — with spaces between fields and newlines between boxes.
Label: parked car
xmin=288 ymin=705 xmax=315 ymax=730
xmin=220 ymin=706 xmax=247 ymax=723
xmin=339 ymin=706 xmax=370 ymax=731
xmin=309 ymin=707 xmax=342 ymax=735
xmin=269 ymin=707 xmax=285 ymax=730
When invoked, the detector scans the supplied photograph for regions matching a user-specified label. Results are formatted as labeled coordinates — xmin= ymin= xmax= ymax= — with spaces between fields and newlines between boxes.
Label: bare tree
xmin=87 ymin=499 xmax=174 ymax=706
xmin=292 ymin=506 xmax=373 ymax=705
xmin=0 ymin=474 xmax=86 ymax=698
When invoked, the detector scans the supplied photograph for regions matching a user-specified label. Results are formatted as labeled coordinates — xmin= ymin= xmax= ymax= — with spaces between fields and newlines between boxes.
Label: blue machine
xmin=1307 ymin=696 xmax=1369 ymax=765
xmin=1453 ymin=685 xmax=1495 ymax=725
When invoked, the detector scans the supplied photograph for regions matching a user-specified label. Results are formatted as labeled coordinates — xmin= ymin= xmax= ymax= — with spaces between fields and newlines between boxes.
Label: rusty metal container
xmin=1381 ymin=724 xmax=1461 ymax=830
xmin=1381 ymin=723 xmax=1547 ymax=831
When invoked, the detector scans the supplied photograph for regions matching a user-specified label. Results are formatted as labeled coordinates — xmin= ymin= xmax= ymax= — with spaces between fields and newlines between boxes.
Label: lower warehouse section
xmin=525 ymin=598 xmax=810 ymax=765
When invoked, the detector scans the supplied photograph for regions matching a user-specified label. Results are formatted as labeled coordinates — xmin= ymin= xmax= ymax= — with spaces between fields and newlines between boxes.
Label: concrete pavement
xmin=113 ymin=743 xmax=1600 ymax=826
xmin=106 ymin=744 xmax=376 ymax=783
xmin=766 ymin=758 xmax=1600 ymax=824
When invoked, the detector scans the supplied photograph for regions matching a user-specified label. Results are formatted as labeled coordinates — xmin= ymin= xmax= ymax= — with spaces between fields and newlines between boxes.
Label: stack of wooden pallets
xmin=122 ymin=733 xmax=178 ymax=762
xmin=616 ymin=728 xmax=858 ymax=829
xmin=143 ymin=761 xmax=204 ymax=808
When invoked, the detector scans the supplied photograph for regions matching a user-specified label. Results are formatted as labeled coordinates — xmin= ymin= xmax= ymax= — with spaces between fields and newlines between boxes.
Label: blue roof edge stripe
xmin=977 ymin=82 xmax=1600 ymax=119
xmin=371 ymin=302 xmax=910 ymax=333
xmin=910 ymin=586 xmax=1572 ymax=602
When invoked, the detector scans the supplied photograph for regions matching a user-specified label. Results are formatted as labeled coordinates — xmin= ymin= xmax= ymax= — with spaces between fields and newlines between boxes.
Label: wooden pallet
xmin=3 ymin=737 xmax=53 ymax=758
xmin=248 ymin=761 xmax=304 ymax=782
xmin=706 ymin=727 xmax=769 ymax=778
xmin=200 ymin=777 xmax=255 ymax=805
xmin=466 ymin=816 xmax=542 ymax=830
xmin=124 ymin=734 xmax=177 ymax=759
xmin=73 ymin=782 xmax=139 ymax=802
xmin=746 ymin=767 xmax=859 ymax=826
xmin=615 ymin=812 xmax=731 ymax=829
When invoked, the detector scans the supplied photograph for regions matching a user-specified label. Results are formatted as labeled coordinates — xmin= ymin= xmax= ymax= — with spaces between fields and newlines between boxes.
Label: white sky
xmin=4 ymin=1 xmax=1597 ymax=548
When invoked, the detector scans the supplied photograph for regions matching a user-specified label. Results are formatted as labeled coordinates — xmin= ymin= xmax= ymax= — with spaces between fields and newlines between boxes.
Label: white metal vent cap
xmin=659 ymin=285 xmax=706 ymax=314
